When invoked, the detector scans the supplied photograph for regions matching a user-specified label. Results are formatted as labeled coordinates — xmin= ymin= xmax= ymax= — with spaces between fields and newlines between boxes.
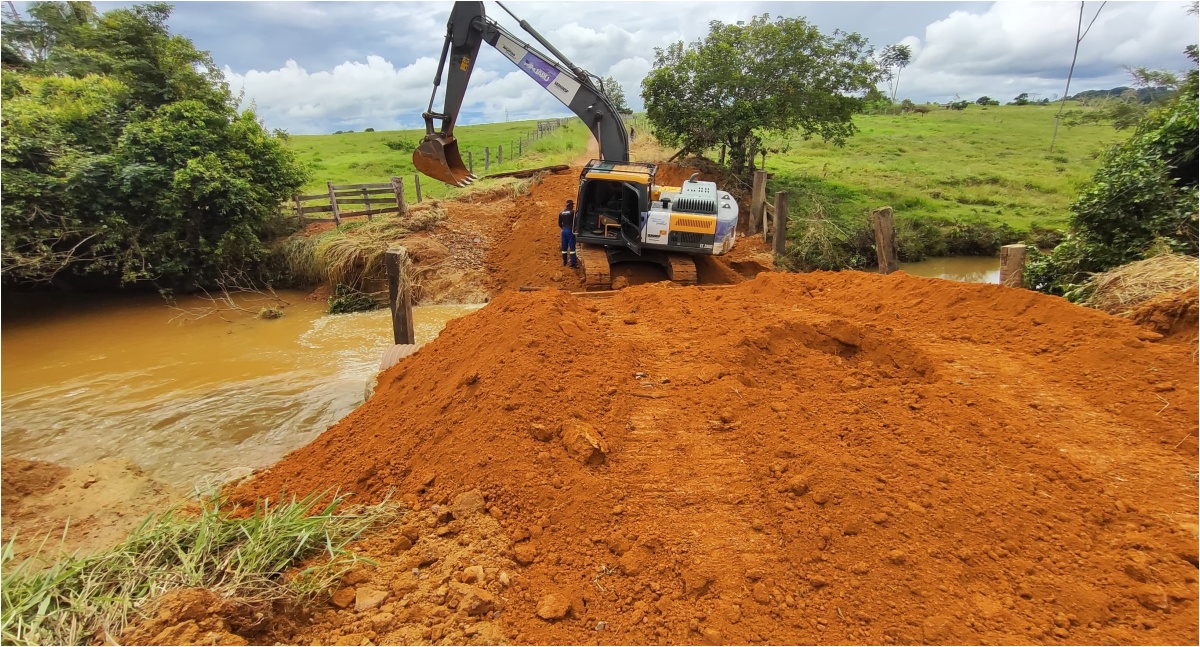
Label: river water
xmin=899 ymin=256 xmax=1000 ymax=283
xmin=1 ymin=291 xmax=481 ymax=490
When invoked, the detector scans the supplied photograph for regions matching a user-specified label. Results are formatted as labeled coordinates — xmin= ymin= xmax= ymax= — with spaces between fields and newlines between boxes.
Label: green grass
xmin=0 ymin=491 xmax=399 ymax=646
xmin=288 ymin=119 xmax=590 ymax=199
xmin=759 ymin=102 xmax=1129 ymax=231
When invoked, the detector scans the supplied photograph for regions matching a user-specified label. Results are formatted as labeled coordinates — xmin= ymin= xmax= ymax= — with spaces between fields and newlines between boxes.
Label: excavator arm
xmin=413 ymin=1 xmax=630 ymax=186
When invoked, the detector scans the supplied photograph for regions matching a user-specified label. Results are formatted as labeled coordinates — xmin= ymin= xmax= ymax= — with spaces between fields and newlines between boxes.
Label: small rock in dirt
xmin=871 ymin=512 xmax=889 ymax=524
xmin=514 ymin=543 xmax=538 ymax=565
xmin=682 ymin=569 xmax=714 ymax=598
xmin=808 ymin=575 xmax=829 ymax=589
xmin=458 ymin=586 xmax=496 ymax=616
xmin=785 ymin=475 xmax=809 ymax=496
xmin=392 ymin=535 xmax=413 ymax=553
xmin=370 ymin=612 xmax=395 ymax=631
xmin=530 ymin=424 xmax=555 ymax=442
xmin=811 ymin=490 xmax=830 ymax=505
xmin=560 ymin=420 xmax=608 ymax=465
xmin=611 ymin=276 xmax=629 ymax=290
xmin=355 ymin=587 xmax=388 ymax=611
xmin=342 ymin=568 xmax=372 ymax=586
xmin=851 ymin=562 xmax=870 ymax=575
xmin=624 ymin=316 xmax=638 ymax=325
xmin=460 ymin=565 xmax=486 ymax=584
xmin=536 ymin=593 xmax=571 ymax=621
xmin=843 ymin=520 xmax=864 ymax=536
xmin=888 ymin=549 xmax=907 ymax=565
xmin=498 ymin=571 xmax=511 ymax=588
xmin=331 ymin=587 xmax=356 ymax=609
xmin=752 ymin=582 xmax=770 ymax=604
xmin=451 ymin=489 xmax=486 ymax=519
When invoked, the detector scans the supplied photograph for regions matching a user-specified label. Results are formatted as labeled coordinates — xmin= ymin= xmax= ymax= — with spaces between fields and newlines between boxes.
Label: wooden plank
xmin=773 ymin=191 xmax=788 ymax=256
xmin=391 ymin=176 xmax=408 ymax=216
xmin=332 ymin=197 xmax=394 ymax=205
xmin=385 ymin=248 xmax=415 ymax=345
xmin=327 ymin=181 xmax=341 ymax=225
xmin=330 ymin=182 xmax=393 ymax=190
xmin=300 ymin=204 xmax=336 ymax=215
xmin=1000 ymin=244 xmax=1027 ymax=288
xmin=331 ymin=187 xmax=394 ymax=197
xmin=338 ymin=206 xmax=401 ymax=219
xmin=872 ymin=206 xmax=899 ymax=274
xmin=295 ymin=193 xmax=330 ymax=201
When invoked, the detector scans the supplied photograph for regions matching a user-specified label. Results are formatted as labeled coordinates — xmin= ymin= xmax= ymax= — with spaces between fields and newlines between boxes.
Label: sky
xmin=52 ymin=0 xmax=1200 ymax=134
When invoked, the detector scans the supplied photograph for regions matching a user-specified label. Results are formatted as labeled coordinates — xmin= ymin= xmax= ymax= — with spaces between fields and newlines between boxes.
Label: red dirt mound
xmin=234 ymin=271 xmax=1198 ymax=645
xmin=1128 ymin=287 xmax=1199 ymax=347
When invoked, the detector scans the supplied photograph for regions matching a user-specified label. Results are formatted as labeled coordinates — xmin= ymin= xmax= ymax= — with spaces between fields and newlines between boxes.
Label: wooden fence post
xmin=485 ymin=147 xmax=490 ymax=172
xmin=294 ymin=194 xmax=303 ymax=227
xmin=385 ymin=248 xmax=415 ymax=345
xmin=1000 ymin=244 xmax=1027 ymax=288
xmin=361 ymin=188 xmax=373 ymax=221
xmin=872 ymin=206 xmax=899 ymax=274
xmin=749 ymin=170 xmax=767 ymax=235
xmin=413 ymin=174 xmax=422 ymax=203
xmin=327 ymin=181 xmax=342 ymax=225
xmin=518 ymin=138 xmax=523 ymax=156
xmin=773 ymin=191 xmax=788 ymax=256
xmin=390 ymin=176 xmax=408 ymax=216
xmin=467 ymin=151 xmax=473 ymax=174
xmin=498 ymin=144 xmax=503 ymax=165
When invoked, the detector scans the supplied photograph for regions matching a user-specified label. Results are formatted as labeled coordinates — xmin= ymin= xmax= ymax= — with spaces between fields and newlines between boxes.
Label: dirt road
xmin=230 ymin=271 xmax=1198 ymax=645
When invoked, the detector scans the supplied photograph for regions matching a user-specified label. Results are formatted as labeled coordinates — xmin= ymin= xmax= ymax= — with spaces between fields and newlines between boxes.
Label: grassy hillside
xmin=287 ymin=119 xmax=590 ymax=200
xmin=761 ymin=102 xmax=1128 ymax=231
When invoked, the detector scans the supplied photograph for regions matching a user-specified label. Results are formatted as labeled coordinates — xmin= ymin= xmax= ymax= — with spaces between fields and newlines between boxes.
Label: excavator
xmin=412 ymin=1 xmax=740 ymax=289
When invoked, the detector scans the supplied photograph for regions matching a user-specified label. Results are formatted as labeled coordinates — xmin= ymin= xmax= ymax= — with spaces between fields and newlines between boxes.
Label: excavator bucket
xmin=413 ymin=134 xmax=476 ymax=187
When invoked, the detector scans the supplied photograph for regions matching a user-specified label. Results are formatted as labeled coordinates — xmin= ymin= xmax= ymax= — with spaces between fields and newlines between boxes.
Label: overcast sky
xmin=61 ymin=0 xmax=1200 ymax=134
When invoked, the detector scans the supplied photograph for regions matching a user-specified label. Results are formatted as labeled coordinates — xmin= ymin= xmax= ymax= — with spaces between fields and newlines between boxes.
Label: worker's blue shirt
xmin=558 ymin=209 xmax=573 ymax=229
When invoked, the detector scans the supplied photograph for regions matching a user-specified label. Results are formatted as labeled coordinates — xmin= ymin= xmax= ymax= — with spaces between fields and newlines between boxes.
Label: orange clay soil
xmin=226 ymin=270 xmax=1198 ymax=646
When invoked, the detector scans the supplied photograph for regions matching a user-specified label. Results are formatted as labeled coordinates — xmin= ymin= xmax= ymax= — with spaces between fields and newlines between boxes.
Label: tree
xmin=1011 ymin=92 xmax=1031 ymax=105
xmin=642 ymin=14 xmax=882 ymax=179
xmin=975 ymin=96 xmax=992 ymax=105
xmin=600 ymin=75 xmax=630 ymax=113
xmin=880 ymin=43 xmax=912 ymax=103
xmin=1 ymin=2 xmax=308 ymax=289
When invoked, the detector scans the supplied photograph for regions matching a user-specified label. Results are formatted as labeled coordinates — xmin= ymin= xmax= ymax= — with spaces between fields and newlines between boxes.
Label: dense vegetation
xmin=1 ymin=2 xmax=308 ymax=291
xmin=1027 ymin=45 xmax=1199 ymax=298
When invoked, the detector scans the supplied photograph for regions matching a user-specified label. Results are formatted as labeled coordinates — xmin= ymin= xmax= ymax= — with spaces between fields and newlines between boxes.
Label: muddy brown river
xmin=1 ymin=291 xmax=481 ymax=490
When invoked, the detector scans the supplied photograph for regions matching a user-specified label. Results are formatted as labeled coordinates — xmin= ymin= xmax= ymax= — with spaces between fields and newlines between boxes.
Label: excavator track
xmin=665 ymin=254 xmax=699 ymax=286
xmin=578 ymin=244 xmax=611 ymax=291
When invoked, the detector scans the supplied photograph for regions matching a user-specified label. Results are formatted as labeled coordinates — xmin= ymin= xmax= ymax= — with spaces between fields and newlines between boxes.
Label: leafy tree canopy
xmin=641 ymin=13 xmax=882 ymax=179
xmin=1 ymin=1 xmax=308 ymax=290
xmin=600 ymin=75 xmax=630 ymax=114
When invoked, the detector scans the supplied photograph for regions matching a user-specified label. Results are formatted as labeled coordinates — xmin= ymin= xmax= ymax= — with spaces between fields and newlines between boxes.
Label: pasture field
xmin=286 ymin=119 xmax=591 ymax=199
xmin=761 ymin=102 xmax=1129 ymax=231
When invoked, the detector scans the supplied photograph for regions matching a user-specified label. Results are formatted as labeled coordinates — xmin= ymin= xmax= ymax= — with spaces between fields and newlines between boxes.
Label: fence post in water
xmin=390 ymin=176 xmax=407 ymax=216
xmin=773 ymin=191 xmax=789 ymax=256
xmin=327 ymin=181 xmax=342 ymax=225
xmin=414 ymin=173 xmax=422 ymax=203
xmin=467 ymin=151 xmax=473 ymax=174
xmin=386 ymin=248 xmax=415 ymax=345
xmin=1000 ymin=244 xmax=1027 ymax=288
xmin=873 ymin=206 xmax=899 ymax=274
xmin=749 ymin=170 xmax=767 ymax=235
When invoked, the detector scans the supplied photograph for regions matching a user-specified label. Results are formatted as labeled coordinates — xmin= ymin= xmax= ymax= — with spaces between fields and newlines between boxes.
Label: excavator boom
xmin=414 ymin=1 xmax=629 ymax=186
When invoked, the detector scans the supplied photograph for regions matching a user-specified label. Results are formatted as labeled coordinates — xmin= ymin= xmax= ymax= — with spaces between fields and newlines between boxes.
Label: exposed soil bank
xmin=227 ymin=270 xmax=1198 ymax=645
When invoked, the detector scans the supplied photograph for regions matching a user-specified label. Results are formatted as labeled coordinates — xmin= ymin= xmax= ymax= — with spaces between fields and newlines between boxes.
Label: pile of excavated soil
xmin=227 ymin=270 xmax=1198 ymax=646
xmin=1127 ymin=287 xmax=1198 ymax=347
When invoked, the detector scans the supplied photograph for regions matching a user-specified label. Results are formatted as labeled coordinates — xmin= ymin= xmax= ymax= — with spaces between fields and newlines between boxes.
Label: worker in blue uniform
xmin=558 ymin=200 xmax=577 ymax=268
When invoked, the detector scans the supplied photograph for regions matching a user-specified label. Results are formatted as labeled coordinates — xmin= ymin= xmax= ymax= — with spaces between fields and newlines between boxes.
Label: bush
xmin=327 ymin=284 xmax=382 ymax=314
xmin=364 ymin=127 xmax=375 ymax=132
xmin=384 ymin=137 xmax=418 ymax=152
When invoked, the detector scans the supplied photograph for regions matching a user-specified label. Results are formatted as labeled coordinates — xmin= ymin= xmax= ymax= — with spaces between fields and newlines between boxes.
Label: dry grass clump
xmin=1081 ymin=253 xmax=1199 ymax=315
xmin=307 ymin=206 xmax=447 ymax=289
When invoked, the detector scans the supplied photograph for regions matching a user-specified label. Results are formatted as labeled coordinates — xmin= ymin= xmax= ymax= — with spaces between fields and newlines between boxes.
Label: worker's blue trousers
xmin=561 ymin=227 xmax=577 ymax=267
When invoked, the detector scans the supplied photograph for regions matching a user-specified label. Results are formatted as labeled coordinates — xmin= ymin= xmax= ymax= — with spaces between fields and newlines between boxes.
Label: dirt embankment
xmin=227 ymin=270 xmax=1198 ymax=646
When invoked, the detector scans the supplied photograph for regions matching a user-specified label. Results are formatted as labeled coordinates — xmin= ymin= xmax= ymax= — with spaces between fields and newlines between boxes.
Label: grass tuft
xmin=0 ymin=491 xmax=400 ymax=646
